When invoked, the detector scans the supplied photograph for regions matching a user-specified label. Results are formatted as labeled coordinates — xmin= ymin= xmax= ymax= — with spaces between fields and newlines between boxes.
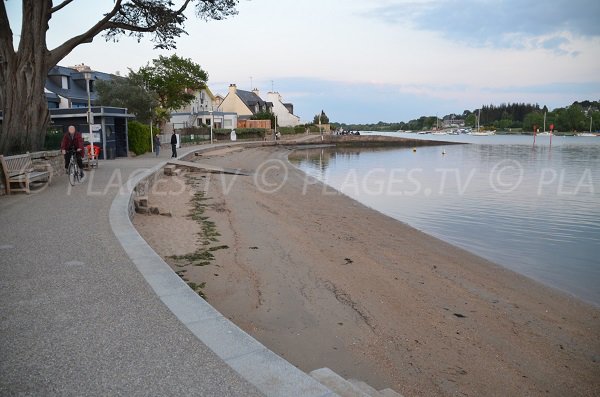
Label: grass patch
xmin=187 ymin=281 xmax=207 ymax=299
xmin=168 ymin=180 xmax=231 ymax=299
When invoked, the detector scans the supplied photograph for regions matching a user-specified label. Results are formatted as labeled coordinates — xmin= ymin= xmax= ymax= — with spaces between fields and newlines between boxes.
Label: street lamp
xmin=83 ymin=71 xmax=94 ymax=164
xmin=208 ymin=110 xmax=213 ymax=144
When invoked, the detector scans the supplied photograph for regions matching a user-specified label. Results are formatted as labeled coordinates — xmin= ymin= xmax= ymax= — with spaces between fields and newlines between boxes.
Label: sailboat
xmin=468 ymin=109 xmax=495 ymax=135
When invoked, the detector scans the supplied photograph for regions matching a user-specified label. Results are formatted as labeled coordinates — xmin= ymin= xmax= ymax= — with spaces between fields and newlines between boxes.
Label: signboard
xmin=82 ymin=132 xmax=101 ymax=143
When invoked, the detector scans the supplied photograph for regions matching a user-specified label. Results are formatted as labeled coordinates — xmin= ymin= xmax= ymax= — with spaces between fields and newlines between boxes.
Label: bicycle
xmin=67 ymin=149 xmax=82 ymax=186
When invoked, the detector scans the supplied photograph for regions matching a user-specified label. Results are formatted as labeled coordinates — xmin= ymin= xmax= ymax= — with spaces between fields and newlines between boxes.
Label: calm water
xmin=289 ymin=133 xmax=600 ymax=306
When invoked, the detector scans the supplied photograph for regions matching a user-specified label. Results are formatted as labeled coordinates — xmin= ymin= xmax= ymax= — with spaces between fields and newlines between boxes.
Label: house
xmin=266 ymin=92 xmax=300 ymax=127
xmin=218 ymin=84 xmax=272 ymax=117
xmin=43 ymin=64 xmax=133 ymax=159
xmin=45 ymin=63 xmax=113 ymax=109
xmin=167 ymin=87 xmax=238 ymax=133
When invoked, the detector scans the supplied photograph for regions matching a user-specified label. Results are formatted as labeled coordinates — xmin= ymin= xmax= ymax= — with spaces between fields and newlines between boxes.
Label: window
xmin=224 ymin=119 xmax=232 ymax=128
xmin=61 ymin=76 xmax=69 ymax=89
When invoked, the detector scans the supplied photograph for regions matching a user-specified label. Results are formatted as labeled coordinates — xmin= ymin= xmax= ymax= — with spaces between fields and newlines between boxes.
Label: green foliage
xmin=251 ymin=111 xmax=276 ymax=126
xmin=127 ymin=121 xmax=152 ymax=155
xmin=277 ymin=126 xmax=304 ymax=135
xmin=464 ymin=113 xmax=477 ymax=127
xmin=96 ymin=77 xmax=158 ymax=123
xmin=103 ymin=1 xmax=240 ymax=50
xmin=313 ymin=110 xmax=329 ymax=124
xmin=132 ymin=54 xmax=208 ymax=111
xmin=44 ymin=126 xmax=63 ymax=150
xmin=179 ymin=134 xmax=210 ymax=144
xmin=213 ymin=128 xmax=265 ymax=139
xmin=556 ymin=104 xmax=587 ymax=132
xmin=523 ymin=112 xmax=545 ymax=132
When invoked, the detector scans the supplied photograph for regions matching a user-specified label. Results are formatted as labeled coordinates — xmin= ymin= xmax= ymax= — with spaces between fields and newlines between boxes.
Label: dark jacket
xmin=170 ymin=133 xmax=177 ymax=145
xmin=60 ymin=132 xmax=84 ymax=152
xmin=154 ymin=136 xmax=161 ymax=147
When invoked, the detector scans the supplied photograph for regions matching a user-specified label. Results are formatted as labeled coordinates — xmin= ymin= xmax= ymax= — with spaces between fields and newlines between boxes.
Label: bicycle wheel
xmin=68 ymin=162 xmax=77 ymax=186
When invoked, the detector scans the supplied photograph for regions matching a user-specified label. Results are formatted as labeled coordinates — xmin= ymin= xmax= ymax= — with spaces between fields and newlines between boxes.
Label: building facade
xmin=266 ymin=92 xmax=300 ymax=127
xmin=167 ymin=87 xmax=238 ymax=133
xmin=218 ymin=84 xmax=272 ymax=116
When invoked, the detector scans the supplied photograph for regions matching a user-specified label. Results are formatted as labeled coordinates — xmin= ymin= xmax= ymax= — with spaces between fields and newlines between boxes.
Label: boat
xmin=468 ymin=130 xmax=496 ymax=136
xmin=576 ymin=133 xmax=598 ymax=137
xmin=468 ymin=109 xmax=495 ymax=135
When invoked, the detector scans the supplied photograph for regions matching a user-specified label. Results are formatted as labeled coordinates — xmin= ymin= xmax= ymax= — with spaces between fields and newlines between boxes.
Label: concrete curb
xmin=109 ymin=144 xmax=337 ymax=397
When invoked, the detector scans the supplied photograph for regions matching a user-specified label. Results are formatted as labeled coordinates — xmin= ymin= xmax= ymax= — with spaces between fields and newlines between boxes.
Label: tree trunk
xmin=0 ymin=57 xmax=51 ymax=155
xmin=0 ymin=0 xmax=51 ymax=155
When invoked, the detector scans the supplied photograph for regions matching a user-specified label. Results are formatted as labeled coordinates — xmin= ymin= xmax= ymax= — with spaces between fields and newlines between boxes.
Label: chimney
xmin=70 ymin=63 xmax=92 ymax=73
xmin=229 ymin=84 xmax=237 ymax=95
xmin=252 ymin=87 xmax=260 ymax=99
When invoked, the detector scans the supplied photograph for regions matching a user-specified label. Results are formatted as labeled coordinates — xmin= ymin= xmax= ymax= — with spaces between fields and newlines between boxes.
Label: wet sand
xmin=133 ymin=146 xmax=600 ymax=397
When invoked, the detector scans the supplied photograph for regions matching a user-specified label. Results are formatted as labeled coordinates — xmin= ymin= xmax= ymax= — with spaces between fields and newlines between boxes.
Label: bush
xmin=128 ymin=121 xmax=152 ymax=155
xmin=180 ymin=134 xmax=210 ymax=144
xmin=275 ymin=125 xmax=307 ymax=135
xmin=213 ymin=128 xmax=266 ymax=140
xmin=44 ymin=126 xmax=63 ymax=150
xmin=277 ymin=127 xmax=296 ymax=135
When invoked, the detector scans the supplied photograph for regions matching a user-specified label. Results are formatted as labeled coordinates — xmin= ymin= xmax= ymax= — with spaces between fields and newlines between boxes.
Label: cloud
xmin=365 ymin=0 xmax=600 ymax=54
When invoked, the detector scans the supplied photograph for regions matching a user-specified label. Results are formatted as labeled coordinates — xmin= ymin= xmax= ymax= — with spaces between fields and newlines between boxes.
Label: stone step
xmin=309 ymin=368 xmax=370 ymax=397
xmin=164 ymin=164 xmax=176 ymax=176
xmin=379 ymin=388 xmax=404 ymax=397
xmin=133 ymin=196 xmax=148 ymax=209
xmin=348 ymin=379 xmax=383 ymax=396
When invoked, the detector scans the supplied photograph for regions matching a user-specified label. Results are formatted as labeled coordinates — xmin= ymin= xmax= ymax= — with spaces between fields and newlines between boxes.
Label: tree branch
xmin=47 ymin=0 xmax=123 ymax=67
xmin=50 ymin=0 xmax=75 ymax=13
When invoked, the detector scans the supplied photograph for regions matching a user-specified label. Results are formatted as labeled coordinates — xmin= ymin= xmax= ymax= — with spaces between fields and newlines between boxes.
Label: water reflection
xmin=289 ymin=140 xmax=600 ymax=306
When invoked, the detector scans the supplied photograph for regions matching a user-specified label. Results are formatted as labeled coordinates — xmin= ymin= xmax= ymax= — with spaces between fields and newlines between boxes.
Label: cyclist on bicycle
xmin=60 ymin=125 xmax=84 ymax=178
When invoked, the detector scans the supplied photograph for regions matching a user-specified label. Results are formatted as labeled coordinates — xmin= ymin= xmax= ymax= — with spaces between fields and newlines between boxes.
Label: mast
xmin=543 ymin=111 xmax=547 ymax=133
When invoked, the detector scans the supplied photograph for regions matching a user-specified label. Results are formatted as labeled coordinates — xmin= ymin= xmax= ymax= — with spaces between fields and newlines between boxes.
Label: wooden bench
xmin=0 ymin=153 xmax=52 ymax=194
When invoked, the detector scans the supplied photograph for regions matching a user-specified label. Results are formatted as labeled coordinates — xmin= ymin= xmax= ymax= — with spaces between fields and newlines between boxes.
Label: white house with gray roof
xmin=266 ymin=92 xmax=300 ymax=127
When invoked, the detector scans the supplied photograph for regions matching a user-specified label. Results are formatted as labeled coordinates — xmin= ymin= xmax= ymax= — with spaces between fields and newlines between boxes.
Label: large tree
xmin=0 ymin=0 xmax=238 ymax=155
xmin=96 ymin=76 xmax=158 ymax=124
xmin=313 ymin=110 xmax=329 ymax=125
xmin=132 ymin=54 xmax=207 ymax=112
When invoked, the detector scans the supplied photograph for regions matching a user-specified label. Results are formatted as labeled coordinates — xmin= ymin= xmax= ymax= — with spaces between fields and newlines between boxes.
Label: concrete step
xmin=379 ymin=388 xmax=404 ymax=397
xmin=309 ymin=368 xmax=370 ymax=397
xmin=348 ymin=379 xmax=383 ymax=396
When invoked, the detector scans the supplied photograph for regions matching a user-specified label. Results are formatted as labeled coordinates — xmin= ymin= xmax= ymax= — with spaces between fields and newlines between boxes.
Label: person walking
xmin=153 ymin=134 xmax=161 ymax=157
xmin=170 ymin=131 xmax=177 ymax=158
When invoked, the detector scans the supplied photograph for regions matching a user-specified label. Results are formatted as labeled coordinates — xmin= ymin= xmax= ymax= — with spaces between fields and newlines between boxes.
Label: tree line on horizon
xmin=339 ymin=100 xmax=600 ymax=134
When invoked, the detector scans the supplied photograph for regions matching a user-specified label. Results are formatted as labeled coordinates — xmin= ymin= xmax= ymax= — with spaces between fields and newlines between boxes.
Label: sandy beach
xmin=133 ymin=145 xmax=600 ymax=396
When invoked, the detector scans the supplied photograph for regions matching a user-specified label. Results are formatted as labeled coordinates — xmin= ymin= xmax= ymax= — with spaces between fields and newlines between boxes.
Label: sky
xmin=5 ymin=0 xmax=600 ymax=123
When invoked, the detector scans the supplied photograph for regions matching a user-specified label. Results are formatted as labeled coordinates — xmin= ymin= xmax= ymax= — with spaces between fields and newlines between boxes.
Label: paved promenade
xmin=0 ymin=146 xmax=265 ymax=396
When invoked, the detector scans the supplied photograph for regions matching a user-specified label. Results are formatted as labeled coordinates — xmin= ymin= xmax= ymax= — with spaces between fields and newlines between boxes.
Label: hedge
xmin=213 ymin=128 xmax=266 ymax=140
xmin=128 ymin=121 xmax=152 ymax=155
